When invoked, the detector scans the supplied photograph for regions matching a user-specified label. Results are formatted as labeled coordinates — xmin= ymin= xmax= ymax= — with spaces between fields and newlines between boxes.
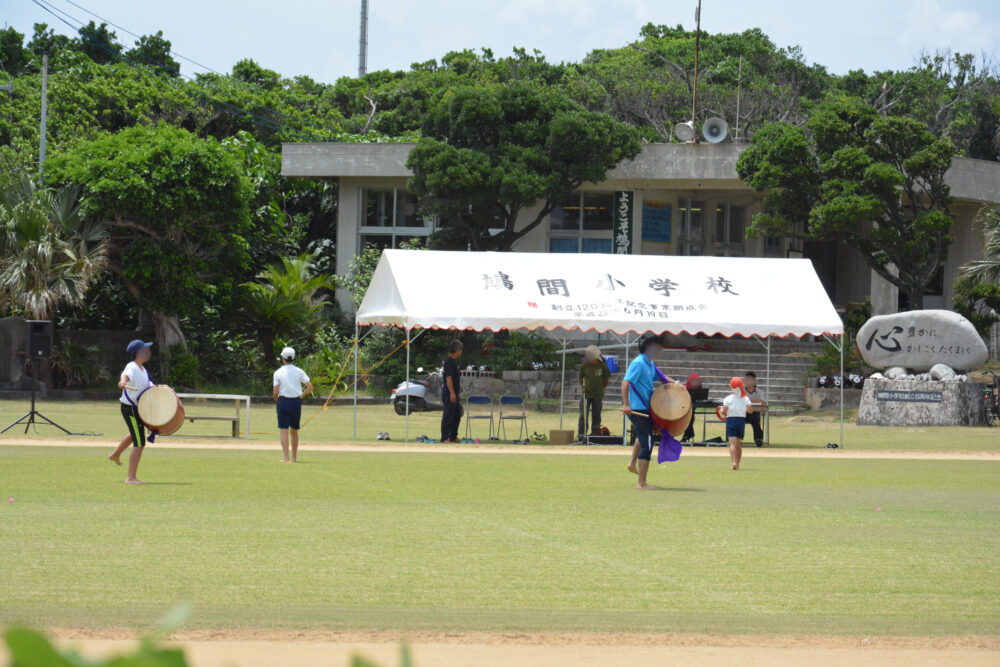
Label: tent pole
xmin=353 ymin=324 xmax=359 ymax=440
xmin=840 ymin=333 xmax=845 ymax=450
xmin=559 ymin=331 xmax=567 ymax=430
xmin=623 ymin=333 xmax=629 ymax=446
xmin=405 ymin=327 xmax=411 ymax=443
xmin=766 ymin=336 xmax=771 ymax=445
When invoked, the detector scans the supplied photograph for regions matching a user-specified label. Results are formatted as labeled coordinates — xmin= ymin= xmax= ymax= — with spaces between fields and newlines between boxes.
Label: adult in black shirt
xmin=440 ymin=340 xmax=464 ymax=442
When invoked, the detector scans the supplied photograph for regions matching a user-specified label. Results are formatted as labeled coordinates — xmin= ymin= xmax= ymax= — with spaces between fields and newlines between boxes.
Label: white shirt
xmin=120 ymin=361 xmax=153 ymax=405
xmin=723 ymin=392 xmax=753 ymax=418
xmin=273 ymin=364 xmax=310 ymax=398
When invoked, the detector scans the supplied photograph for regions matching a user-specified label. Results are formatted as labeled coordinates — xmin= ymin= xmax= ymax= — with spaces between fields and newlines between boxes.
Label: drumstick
xmin=621 ymin=409 xmax=650 ymax=418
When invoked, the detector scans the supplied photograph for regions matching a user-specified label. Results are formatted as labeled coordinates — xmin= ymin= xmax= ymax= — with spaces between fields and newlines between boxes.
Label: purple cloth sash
xmin=637 ymin=366 xmax=683 ymax=463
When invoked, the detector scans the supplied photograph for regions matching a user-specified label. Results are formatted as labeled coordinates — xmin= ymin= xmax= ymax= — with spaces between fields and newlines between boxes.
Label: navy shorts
xmin=629 ymin=414 xmax=656 ymax=461
xmin=276 ymin=396 xmax=302 ymax=430
xmin=726 ymin=417 xmax=746 ymax=440
xmin=121 ymin=403 xmax=146 ymax=447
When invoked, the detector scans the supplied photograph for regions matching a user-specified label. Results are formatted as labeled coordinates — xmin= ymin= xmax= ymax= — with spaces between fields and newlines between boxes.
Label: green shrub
xmin=166 ymin=347 xmax=203 ymax=390
xmin=50 ymin=339 xmax=111 ymax=388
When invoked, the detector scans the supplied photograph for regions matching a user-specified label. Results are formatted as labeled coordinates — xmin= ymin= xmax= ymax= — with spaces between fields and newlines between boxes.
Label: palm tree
xmin=0 ymin=175 xmax=108 ymax=319
xmin=956 ymin=206 xmax=1000 ymax=288
xmin=240 ymin=253 xmax=336 ymax=357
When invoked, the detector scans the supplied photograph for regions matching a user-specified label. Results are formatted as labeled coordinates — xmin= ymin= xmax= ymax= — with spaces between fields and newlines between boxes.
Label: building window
xmin=359 ymin=188 xmax=431 ymax=249
xmin=548 ymin=192 xmax=614 ymax=253
xmin=678 ymin=199 xmax=704 ymax=255
xmin=713 ymin=204 xmax=746 ymax=256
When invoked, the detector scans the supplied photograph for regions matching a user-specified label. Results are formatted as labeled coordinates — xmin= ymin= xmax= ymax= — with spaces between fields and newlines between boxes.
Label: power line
xmin=30 ymin=0 xmax=334 ymax=141
xmin=51 ymin=0 xmax=342 ymax=137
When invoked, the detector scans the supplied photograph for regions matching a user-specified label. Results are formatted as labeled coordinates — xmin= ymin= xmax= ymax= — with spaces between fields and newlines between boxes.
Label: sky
xmin=6 ymin=0 xmax=1000 ymax=82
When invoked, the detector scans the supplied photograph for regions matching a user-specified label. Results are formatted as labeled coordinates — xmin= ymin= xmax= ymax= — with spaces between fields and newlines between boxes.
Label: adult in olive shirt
xmin=578 ymin=345 xmax=610 ymax=438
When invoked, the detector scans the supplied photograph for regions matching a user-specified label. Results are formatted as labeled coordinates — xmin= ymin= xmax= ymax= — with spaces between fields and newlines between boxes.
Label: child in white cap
xmin=273 ymin=347 xmax=313 ymax=462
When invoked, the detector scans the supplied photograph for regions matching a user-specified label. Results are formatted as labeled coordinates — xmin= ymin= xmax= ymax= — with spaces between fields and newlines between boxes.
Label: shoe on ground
xmin=383 ymin=433 xmax=391 ymax=441
xmin=375 ymin=431 xmax=384 ymax=440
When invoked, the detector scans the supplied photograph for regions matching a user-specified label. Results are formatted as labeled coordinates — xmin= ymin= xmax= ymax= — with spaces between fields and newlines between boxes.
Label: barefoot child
xmin=720 ymin=377 xmax=753 ymax=470
xmin=109 ymin=340 xmax=155 ymax=485
xmin=273 ymin=347 xmax=313 ymax=463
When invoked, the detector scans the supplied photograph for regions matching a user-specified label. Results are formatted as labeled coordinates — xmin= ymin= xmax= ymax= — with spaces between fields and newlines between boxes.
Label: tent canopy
xmin=356 ymin=250 xmax=843 ymax=338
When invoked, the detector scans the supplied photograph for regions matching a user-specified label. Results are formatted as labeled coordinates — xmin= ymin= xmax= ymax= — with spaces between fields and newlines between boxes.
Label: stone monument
xmin=856 ymin=310 xmax=988 ymax=426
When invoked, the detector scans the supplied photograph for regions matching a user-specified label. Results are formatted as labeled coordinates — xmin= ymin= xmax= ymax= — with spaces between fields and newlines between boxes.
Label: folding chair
xmin=498 ymin=395 xmax=528 ymax=442
xmin=464 ymin=395 xmax=494 ymax=440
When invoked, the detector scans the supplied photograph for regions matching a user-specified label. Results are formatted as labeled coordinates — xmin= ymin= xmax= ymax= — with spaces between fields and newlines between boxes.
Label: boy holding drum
xmin=109 ymin=339 xmax=154 ymax=484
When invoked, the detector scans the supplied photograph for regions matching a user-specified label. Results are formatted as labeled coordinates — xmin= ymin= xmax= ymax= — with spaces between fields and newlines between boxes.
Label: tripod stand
xmin=1 ymin=357 xmax=72 ymax=435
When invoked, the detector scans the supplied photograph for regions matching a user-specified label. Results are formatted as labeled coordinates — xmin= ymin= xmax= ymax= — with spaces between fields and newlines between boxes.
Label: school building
xmin=280 ymin=142 xmax=1000 ymax=319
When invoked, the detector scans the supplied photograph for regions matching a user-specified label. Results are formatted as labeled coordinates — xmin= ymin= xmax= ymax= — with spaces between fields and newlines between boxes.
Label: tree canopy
xmin=46 ymin=124 xmax=253 ymax=352
xmin=407 ymin=83 xmax=642 ymax=250
xmin=737 ymin=98 xmax=957 ymax=308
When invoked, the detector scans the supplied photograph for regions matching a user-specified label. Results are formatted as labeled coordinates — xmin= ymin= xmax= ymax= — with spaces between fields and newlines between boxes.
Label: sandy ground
xmin=24 ymin=630 xmax=1000 ymax=667
xmin=3 ymin=436 xmax=999 ymax=460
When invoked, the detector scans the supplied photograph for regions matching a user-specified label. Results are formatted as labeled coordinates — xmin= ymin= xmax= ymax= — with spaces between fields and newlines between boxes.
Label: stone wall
xmin=0 ymin=317 xmax=26 ymax=387
xmin=857 ymin=378 xmax=986 ymax=426
xmin=805 ymin=388 xmax=862 ymax=411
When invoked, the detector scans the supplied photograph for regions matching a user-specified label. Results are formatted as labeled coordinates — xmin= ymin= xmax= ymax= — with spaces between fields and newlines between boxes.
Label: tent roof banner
xmin=355 ymin=250 xmax=844 ymax=338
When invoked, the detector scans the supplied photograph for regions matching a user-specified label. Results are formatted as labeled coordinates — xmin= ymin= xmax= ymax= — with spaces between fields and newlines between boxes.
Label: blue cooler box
xmin=605 ymin=355 xmax=619 ymax=373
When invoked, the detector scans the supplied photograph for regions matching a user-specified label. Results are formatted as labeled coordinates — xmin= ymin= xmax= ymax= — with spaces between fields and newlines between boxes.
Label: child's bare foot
xmin=637 ymin=483 xmax=655 ymax=490
xmin=108 ymin=453 xmax=122 ymax=466
xmin=280 ymin=459 xmax=290 ymax=463
xmin=125 ymin=478 xmax=145 ymax=485
xmin=627 ymin=463 xmax=638 ymax=475
xmin=731 ymin=463 xmax=739 ymax=470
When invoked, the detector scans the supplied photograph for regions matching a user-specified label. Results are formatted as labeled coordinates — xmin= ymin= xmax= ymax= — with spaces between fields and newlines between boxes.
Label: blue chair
xmin=464 ymin=395 xmax=494 ymax=440
xmin=498 ymin=395 xmax=528 ymax=442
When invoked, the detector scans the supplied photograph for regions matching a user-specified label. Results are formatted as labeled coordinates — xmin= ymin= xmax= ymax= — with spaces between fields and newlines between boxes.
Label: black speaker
xmin=26 ymin=320 xmax=53 ymax=358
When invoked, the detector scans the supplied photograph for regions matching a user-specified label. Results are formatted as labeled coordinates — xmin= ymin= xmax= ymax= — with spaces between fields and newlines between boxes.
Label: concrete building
xmin=281 ymin=142 xmax=1000 ymax=317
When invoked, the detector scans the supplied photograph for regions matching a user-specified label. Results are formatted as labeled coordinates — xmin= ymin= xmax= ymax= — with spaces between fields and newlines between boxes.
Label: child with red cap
xmin=719 ymin=377 xmax=753 ymax=470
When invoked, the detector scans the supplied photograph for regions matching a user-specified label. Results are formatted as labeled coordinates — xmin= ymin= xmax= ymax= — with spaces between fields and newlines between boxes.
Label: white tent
xmin=354 ymin=250 xmax=846 ymax=444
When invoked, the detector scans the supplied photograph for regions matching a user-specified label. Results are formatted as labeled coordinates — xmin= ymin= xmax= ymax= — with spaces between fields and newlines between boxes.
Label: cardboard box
xmin=549 ymin=429 xmax=576 ymax=445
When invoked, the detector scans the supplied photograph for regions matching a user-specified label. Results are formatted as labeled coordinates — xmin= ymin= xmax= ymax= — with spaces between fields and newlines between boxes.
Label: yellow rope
xmin=247 ymin=336 xmax=411 ymax=435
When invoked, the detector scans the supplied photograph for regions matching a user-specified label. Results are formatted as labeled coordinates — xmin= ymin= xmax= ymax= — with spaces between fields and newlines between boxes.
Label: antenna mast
xmin=358 ymin=0 xmax=369 ymax=77
xmin=691 ymin=0 xmax=701 ymax=144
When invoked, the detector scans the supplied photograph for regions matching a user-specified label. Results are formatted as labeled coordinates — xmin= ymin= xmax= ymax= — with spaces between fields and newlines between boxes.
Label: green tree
xmin=0 ymin=26 xmax=29 ymax=76
xmin=46 ymin=124 xmax=252 ymax=353
xmin=954 ymin=206 xmax=1000 ymax=335
xmin=77 ymin=21 xmax=122 ymax=65
xmin=407 ymin=83 xmax=641 ymax=250
xmin=737 ymin=98 xmax=956 ymax=309
xmin=127 ymin=30 xmax=180 ymax=77
xmin=26 ymin=23 xmax=71 ymax=62
xmin=0 ymin=168 xmax=107 ymax=319
xmin=241 ymin=254 xmax=335 ymax=357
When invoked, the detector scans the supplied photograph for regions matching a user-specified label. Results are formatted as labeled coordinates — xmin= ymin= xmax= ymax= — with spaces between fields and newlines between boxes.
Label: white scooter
xmin=391 ymin=367 xmax=444 ymax=415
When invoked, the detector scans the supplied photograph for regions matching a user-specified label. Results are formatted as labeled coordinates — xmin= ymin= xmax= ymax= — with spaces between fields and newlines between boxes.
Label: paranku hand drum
xmin=137 ymin=385 xmax=185 ymax=436
xmin=649 ymin=383 xmax=693 ymax=438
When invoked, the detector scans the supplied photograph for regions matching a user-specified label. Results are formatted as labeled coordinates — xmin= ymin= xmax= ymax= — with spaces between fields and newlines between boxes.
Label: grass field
xmin=1 ymin=398 xmax=999 ymax=451
xmin=1 ymin=443 xmax=998 ymax=637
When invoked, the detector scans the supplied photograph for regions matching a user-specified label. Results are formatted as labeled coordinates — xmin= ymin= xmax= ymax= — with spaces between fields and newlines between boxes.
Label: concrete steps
xmin=563 ymin=349 xmax=815 ymax=407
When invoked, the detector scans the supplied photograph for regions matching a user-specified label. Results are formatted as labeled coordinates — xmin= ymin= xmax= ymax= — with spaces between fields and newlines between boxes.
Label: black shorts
xmin=121 ymin=402 xmax=146 ymax=448
xmin=629 ymin=414 xmax=656 ymax=461
xmin=276 ymin=396 xmax=302 ymax=430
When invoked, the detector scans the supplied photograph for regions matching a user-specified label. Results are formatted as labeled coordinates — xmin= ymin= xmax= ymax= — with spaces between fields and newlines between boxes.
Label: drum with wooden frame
xmin=137 ymin=385 xmax=185 ymax=436
xmin=649 ymin=383 xmax=693 ymax=438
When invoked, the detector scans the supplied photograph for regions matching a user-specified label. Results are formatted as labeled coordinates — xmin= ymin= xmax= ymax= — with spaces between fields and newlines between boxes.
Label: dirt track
xmin=3 ymin=436 xmax=999 ymax=461
xmin=34 ymin=630 xmax=1000 ymax=667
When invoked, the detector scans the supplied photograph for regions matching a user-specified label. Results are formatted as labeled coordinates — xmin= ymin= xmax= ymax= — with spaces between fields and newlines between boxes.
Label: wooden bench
xmin=176 ymin=393 xmax=251 ymax=438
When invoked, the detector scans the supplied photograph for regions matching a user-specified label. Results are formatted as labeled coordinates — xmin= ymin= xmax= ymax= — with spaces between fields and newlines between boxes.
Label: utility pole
xmin=358 ymin=0 xmax=369 ymax=77
xmin=691 ymin=0 xmax=701 ymax=145
xmin=39 ymin=54 xmax=48 ymax=183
